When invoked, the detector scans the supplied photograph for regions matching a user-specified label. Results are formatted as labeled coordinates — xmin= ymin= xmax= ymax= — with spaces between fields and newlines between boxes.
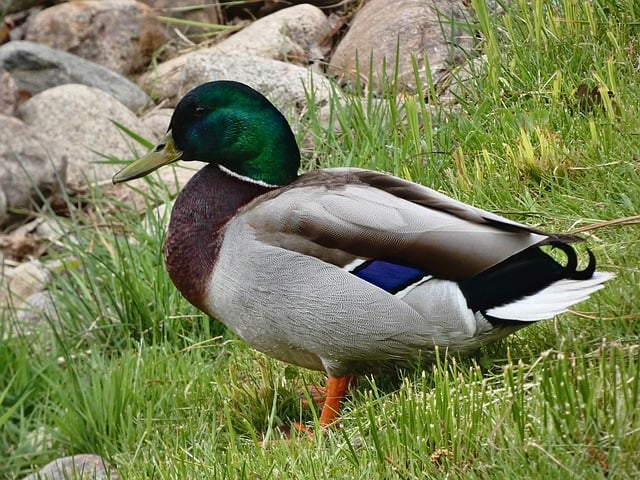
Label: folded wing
xmin=244 ymin=168 xmax=572 ymax=280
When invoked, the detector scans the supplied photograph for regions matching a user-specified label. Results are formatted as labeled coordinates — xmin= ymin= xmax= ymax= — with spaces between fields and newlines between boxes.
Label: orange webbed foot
xmin=260 ymin=375 xmax=356 ymax=445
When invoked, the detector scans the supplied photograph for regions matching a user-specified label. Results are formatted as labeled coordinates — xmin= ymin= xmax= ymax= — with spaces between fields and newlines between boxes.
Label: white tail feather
xmin=486 ymin=272 xmax=614 ymax=322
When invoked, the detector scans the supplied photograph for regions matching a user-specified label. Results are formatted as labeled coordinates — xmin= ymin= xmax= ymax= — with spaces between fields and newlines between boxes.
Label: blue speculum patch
xmin=351 ymin=260 xmax=427 ymax=294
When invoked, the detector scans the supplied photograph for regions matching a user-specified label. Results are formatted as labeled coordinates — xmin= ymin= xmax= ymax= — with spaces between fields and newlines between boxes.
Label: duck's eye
xmin=194 ymin=106 xmax=207 ymax=117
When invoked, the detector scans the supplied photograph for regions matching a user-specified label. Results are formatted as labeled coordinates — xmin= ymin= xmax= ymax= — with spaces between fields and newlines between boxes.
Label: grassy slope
xmin=2 ymin=0 xmax=639 ymax=478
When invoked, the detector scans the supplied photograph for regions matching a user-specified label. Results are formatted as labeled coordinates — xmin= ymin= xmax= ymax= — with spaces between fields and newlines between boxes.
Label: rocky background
xmin=0 ymin=1 xmax=482 ymax=477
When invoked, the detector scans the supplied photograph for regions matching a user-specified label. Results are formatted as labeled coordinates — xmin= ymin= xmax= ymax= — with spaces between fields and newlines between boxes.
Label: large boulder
xmin=139 ymin=4 xmax=333 ymax=107
xmin=0 ymin=41 xmax=152 ymax=111
xmin=22 ymin=0 xmax=166 ymax=75
xmin=141 ymin=53 xmax=332 ymax=115
xmin=21 ymin=454 xmax=118 ymax=480
xmin=212 ymin=4 xmax=331 ymax=65
xmin=330 ymin=0 xmax=473 ymax=92
xmin=0 ymin=115 xmax=67 ymax=225
xmin=17 ymin=84 xmax=157 ymax=188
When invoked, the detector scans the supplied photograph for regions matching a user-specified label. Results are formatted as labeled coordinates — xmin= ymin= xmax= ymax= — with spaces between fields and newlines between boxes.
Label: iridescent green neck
xmin=215 ymin=105 xmax=301 ymax=186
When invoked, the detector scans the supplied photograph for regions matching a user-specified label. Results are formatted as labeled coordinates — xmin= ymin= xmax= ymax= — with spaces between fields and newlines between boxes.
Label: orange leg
xmin=298 ymin=385 xmax=328 ymax=408
xmin=318 ymin=375 xmax=356 ymax=427
xmin=266 ymin=375 xmax=356 ymax=442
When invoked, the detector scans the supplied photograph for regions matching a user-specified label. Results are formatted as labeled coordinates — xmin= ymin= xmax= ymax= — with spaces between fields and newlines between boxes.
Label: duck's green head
xmin=113 ymin=81 xmax=301 ymax=186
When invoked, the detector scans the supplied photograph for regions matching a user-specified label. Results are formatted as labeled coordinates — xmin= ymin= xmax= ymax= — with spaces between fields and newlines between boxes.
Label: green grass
xmin=2 ymin=0 xmax=639 ymax=478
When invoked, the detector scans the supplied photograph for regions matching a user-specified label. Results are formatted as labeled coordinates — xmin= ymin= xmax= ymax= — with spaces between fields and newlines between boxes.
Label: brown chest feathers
xmin=163 ymin=165 xmax=273 ymax=311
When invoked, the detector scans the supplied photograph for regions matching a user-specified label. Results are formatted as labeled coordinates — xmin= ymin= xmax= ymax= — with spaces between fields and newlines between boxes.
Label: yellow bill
xmin=112 ymin=131 xmax=182 ymax=184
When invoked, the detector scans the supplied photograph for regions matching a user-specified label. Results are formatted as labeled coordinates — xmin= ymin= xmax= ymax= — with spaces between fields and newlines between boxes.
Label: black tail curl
xmin=459 ymin=242 xmax=597 ymax=314
xmin=550 ymin=241 xmax=596 ymax=280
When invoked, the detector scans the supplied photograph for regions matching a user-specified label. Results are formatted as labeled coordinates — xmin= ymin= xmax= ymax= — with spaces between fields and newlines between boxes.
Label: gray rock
xmin=139 ymin=4 xmax=333 ymax=106
xmin=23 ymin=0 xmax=166 ymax=76
xmin=141 ymin=53 xmax=332 ymax=116
xmin=18 ymin=84 xmax=157 ymax=188
xmin=140 ymin=107 xmax=173 ymax=139
xmin=0 ymin=41 xmax=152 ymax=111
xmin=0 ymin=114 xmax=67 ymax=225
xmin=22 ymin=454 xmax=118 ymax=480
xmin=10 ymin=215 xmax=73 ymax=246
xmin=0 ymin=189 xmax=6 ymax=225
xmin=15 ymin=290 xmax=57 ymax=335
xmin=1 ymin=257 xmax=67 ymax=338
xmin=186 ymin=53 xmax=332 ymax=116
xmin=330 ymin=0 xmax=474 ymax=92
xmin=137 ymin=53 xmax=191 ymax=101
xmin=213 ymin=4 xmax=331 ymax=65
xmin=0 ymin=259 xmax=51 ymax=308
xmin=0 ymin=68 xmax=19 ymax=115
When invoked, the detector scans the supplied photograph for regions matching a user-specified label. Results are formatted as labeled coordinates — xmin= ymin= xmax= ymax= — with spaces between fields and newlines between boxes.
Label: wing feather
xmin=242 ymin=168 xmax=570 ymax=280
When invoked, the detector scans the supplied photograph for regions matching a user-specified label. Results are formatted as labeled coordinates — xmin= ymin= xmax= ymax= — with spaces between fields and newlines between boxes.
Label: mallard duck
xmin=113 ymin=81 xmax=612 ymax=427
